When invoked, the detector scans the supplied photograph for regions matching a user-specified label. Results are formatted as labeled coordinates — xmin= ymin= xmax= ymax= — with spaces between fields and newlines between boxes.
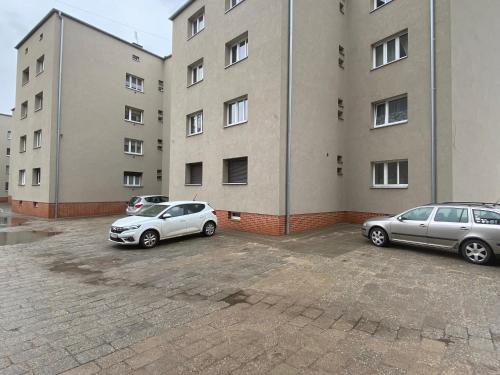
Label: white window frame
xmin=125 ymin=74 xmax=144 ymax=92
xmin=226 ymin=97 xmax=248 ymax=127
xmin=21 ymin=102 xmax=28 ymax=119
xmin=191 ymin=13 xmax=205 ymax=36
xmin=34 ymin=130 xmax=42 ymax=149
xmin=372 ymin=160 xmax=408 ymax=188
xmin=125 ymin=106 xmax=144 ymax=124
xmin=190 ymin=63 xmax=204 ymax=85
xmin=7 ymin=131 xmax=11 ymax=140
xmin=19 ymin=170 xmax=26 ymax=186
xmin=227 ymin=0 xmax=245 ymax=11
xmin=35 ymin=92 xmax=43 ymax=111
xmin=32 ymin=168 xmax=41 ymax=186
xmin=124 ymin=138 xmax=144 ymax=155
xmin=187 ymin=112 xmax=203 ymax=136
xmin=228 ymin=38 xmax=248 ymax=66
xmin=20 ymin=136 xmax=27 ymax=153
xmin=373 ymin=0 xmax=394 ymax=10
xmin=373 ymin=95 xmax=408 ymax=128
xmin=372 ymin=32 xmax=408 ymax=69
xmin=230 ymin=211 xmax=241 ymax=221
xmin=22 ymin=67 xmax=29 ymax=86
xmin=124 ymin=172 xmax=142 ymax=187
xmin=36 ymin=55 xmax=44 ymax=75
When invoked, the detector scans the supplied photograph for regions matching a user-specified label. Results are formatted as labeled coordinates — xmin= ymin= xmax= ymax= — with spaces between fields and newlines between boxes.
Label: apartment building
xmin=0 ymin=113 xmax=12 ymax=201
xmin=10 ymin=10 xmax=167 ymax=218
xmin=167 ymin=0 xmax=500 ymax=235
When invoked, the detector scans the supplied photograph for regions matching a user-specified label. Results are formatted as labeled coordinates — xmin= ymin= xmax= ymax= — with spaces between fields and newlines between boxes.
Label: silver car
xmin=362 ymin=203 xmax=500 ymax=265
xmin=126 ymin=195 xmax=169 ymax=215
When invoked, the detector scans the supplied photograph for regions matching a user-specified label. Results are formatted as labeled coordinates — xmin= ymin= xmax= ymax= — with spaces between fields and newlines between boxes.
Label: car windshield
xmin=128 ymin=196 xmax=141 ymax=206
xmin=136 ymin=205 xmax=169 ymax=217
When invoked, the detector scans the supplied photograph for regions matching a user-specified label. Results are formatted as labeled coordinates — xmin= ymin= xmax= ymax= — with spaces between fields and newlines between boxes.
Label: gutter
xmin=55 ymin=12 xmax=64 ymax=218
xmin=285 ymin=0 xmax=294 ymax=234
xmin=430 ymin=0 xmax=437 ymax=203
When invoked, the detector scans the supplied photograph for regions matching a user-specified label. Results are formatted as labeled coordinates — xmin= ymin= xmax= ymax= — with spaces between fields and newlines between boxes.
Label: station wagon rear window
xmin=473 ymin=210 xmax=500 ymax=225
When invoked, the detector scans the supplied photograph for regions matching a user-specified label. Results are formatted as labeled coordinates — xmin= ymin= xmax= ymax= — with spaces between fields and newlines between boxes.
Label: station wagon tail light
xmin=134 ymin=203 xmax=143 ymax=209
xmin=212 ymin=210 xmax=216 ymax=215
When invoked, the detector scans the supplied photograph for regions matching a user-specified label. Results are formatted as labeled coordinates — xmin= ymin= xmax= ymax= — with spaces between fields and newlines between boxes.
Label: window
xmin=373 ymin=0 xmax=393 ymax=10
xmin=18 ymin=170 xmax=26 ymax=186
xmin=374 ymin=96 xmax=407 ymax=127
xmin=21 ymin=101 xmax=28 ymax=119
xmin=32 ymin=168 xmax=41 ymax=186
xmin=337 ymin=168 xmax=343 ymax=176
xmin=224 ymin=157 xmax=248 ymax=184
xmin=158 ymin=80 xmax=164 ymax=92
xmin=188 ymin=60 xmax=204 ymax=85
xmin=20 ymin=136 xmax=27 ymax=153
xmin=22 ymin=67 xmax=29 ymax=85
xmin=401 ymin=207 xmax=434 ymax=221
xmin=340 ymin=0 xmax=346 ymax=13
xmin=185 ymin=162 xmax=203 ymax=185
xmin=6 ymin=148 xmax=10 ymax=157
xmin=186 ymin=203 xmax=205 ymax=214
xmin=227 ymin=34 xmax=248 ymax=66
xmin=158 ymin=110 xmax=163 ymax=123
xmin=473 ymin=210 xmax=500 ymax=225
xmin=229 ymin=211 xmax=241 ymax=221
xmin=125 ymin=106 xmax=143 ymax=124
xmin=372 ymin=160 xmax=408 ymax=187
xmin=34 ymin=130 xmax=42 ymax=148
xmin=36 ymin=55 xmax=44 ymax=75
xmin=157 ymin=139 xmax=163 ymax=151
xmin=338 ymin=98 xmax=344 ymax=120
xmin=5 ymin=182 xmax=8 ymax=191
xmin=226 ymin=97 xmax=248 ymax=127
xmin=35 ymin=92 xmax=43 ymax=111
xmin=6 ymin=165 xmax=9 ymax=176
xmin=125 ymin=74 xmax=144 ymax=92
xmin=124 ymin=138 xmax=143 ymax=155
xmin=132 ymin=55 xmax=140 ymax=62
xmin=157 ymin=169 xmax=162 ymax=181
xmin=7 ymin=131 xmax=11 ymax=140
xmin=434 ymin=208 xmax=469 ymax=223
xmin=124 ymin=172 xmax=142 ymax=187
xmin=373 ymin=32 xmax=408 ymax=68
xmin=187 ymin=111 xmax=203 ymax=136
xmin=39 ymin=33 xmax=43 ymax=41
xmin=189 ymin=9 xmax=205 ymax=37
xmin=339 ymin=45 xmax=345 ymax=68
xmin=24 ymin=47 xmax=28 ymax=55
xmin=226 ymin=0 xmax=245 ymax=11
xmin=167 ymin=205 xmax=187 ymax=217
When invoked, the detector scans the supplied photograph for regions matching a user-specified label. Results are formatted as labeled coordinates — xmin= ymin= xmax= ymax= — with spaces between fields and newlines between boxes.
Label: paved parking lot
xmin=0 ymin=211 xmax=500 ymax=374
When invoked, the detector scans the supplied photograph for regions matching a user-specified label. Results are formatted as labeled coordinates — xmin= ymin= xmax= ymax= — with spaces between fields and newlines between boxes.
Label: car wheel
xmin=140 ymin=230 xmax=159 ymax=249
xmin=202 ymin=221 xmax=216 ymax=237
xmin=369 ymin=227 xmax=388 ymax=247
xmin=461 ymin=239 xmax=493 ymax=265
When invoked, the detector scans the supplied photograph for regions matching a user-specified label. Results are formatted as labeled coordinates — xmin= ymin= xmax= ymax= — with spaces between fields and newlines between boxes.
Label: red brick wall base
xmin=216 ymin=210 xmax=388 ymax=236
xmin=0 ymin=197 xmax=8 ymax=203
xmin=11 ymin=200 xmax=127 ymax=218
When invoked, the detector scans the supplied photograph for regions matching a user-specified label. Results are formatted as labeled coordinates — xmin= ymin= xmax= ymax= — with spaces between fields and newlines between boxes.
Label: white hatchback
xmin=109 ymin=201 xmax=217 ymax=248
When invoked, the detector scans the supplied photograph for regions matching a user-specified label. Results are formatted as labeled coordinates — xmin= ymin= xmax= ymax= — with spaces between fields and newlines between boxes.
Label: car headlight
xmin=362 ymin=223 xmax=367 ymax=227
xmin=123 ymin=225 xmax=141 ymax=231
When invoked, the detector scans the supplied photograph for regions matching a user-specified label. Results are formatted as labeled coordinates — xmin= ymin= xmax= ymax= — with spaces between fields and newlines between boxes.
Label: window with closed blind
xmin=223 ymin=157 xmax=248 ymax=184
xmin=185 ymin=162 xmax=203 ymax=185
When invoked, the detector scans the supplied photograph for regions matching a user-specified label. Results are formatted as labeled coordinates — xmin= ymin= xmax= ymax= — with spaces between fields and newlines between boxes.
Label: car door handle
xmin=460 ymin=227 xmax=469 ymax=230
xmin=419 ymin=224 xmax=427 ymax=228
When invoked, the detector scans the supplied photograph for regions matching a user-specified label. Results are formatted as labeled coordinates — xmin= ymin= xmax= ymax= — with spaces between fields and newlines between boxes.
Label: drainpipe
xmin=55 ymin=12 xmax=64 ymax=218
xmin=430 ymin=0 xmax=437 ymax=203
xmin=285 ymin=0 xmax=294 ymax=234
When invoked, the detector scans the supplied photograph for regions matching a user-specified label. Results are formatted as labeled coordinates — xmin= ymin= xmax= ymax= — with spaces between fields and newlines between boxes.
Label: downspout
xmin=430 ymin=0 xmax=437 ymax=203
xmin=285 ymin=0 xmax=294 ymax=234
xmin=55 ymin=12 xmax=64 ymax=218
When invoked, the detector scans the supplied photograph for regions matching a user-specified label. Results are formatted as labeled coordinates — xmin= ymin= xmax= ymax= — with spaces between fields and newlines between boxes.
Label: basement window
xmin=229 ymin=211 xmax=241 ymax=221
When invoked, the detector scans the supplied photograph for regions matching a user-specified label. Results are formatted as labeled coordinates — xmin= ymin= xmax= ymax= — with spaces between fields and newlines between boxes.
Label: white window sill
xmin=371 ymin=185 xmax=408 ymax=189
xmin=125 ymin=120 xmax=144 ymax=125
xmin=187 ymin=131 xmax=203 ymax=137
xmin=371 ymin=56 xmax=407 ymax=71
xmin=230 ymin=217 xmax=241 ymax=221
xmin=35 ymin=107 xmax=42 ymax=112
xmin=185 ymin=184 xmax=202 ymax=186
xmin=372 ymin=120 xmax=408 ymax=129
xmin=223 ymin=183 xmax=247 ymax=185
xmin=187 ymin=79 xmax=204 ymax=88
xmin=21 ymin=116 xmax=27 ymax=120
xmin=125 ymin=87 xmax=144 ymax=94
xmin=187 ymin=28 xmax=205 ymax=41
xmin=32 ymin=184 xmax=40 ymax=187
xmin=370 ymin=0 xmax=394 ymax=13
xmin=34 ymin=146 xmax=41 ymax=150
xmin=125 ymin=152 xmax=144 ymax=156
xmin=225 ymin=0 xmax=246 ymax=14
xmin=225 ymin=120 xmax=247 ymax=128
xmin=225 ymin=56 xmax=248 ymax=69
xmin=124 ymin=185 xmax=143 ymax=188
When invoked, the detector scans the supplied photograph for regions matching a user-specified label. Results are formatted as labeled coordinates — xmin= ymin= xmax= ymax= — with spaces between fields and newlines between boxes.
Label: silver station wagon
xmin=362 ymin=203 xmax=500 ymax=265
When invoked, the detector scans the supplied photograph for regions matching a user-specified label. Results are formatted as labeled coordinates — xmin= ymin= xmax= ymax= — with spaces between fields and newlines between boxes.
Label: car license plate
xmin=110 ymin=233 xmax=118 ymax=239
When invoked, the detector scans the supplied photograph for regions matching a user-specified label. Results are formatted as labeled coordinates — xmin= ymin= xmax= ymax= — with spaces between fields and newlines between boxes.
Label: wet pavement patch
xmin=0 ymin=231 xmax=59 ymax=246
xmin=0 ymin=216 xmax=29 ymax=226
xmin=222 ymin=290 xmax=250 ymax=306
xmin=49 ymin=261 xmax=103 ymax=276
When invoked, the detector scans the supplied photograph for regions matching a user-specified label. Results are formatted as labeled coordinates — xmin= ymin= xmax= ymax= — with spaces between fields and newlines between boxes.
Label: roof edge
xmin=169 ymin=0 xmax=197 ymax=20
xmin=16 ymin=8 xmax=167 ymax=60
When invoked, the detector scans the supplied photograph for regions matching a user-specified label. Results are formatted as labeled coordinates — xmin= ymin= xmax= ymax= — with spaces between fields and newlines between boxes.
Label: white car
xmin=109 ymin=201 xmax=217 ymax=248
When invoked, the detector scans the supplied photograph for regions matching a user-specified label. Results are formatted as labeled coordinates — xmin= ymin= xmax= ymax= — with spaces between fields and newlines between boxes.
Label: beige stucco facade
xmin=0 ymin=113 xmax=12 ymax=200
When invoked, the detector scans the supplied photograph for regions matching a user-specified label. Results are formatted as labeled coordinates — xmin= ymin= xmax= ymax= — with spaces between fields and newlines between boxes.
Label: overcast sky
xmin=0 ymin=0 xmax=185 ymax=114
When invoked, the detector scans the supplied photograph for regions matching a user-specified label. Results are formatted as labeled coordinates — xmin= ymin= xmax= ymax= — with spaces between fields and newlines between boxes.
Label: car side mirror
xmin=397 ymin=216 xmax=404 ymax=222
xmin=162 ymin=213 xmax=172 ymax=220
